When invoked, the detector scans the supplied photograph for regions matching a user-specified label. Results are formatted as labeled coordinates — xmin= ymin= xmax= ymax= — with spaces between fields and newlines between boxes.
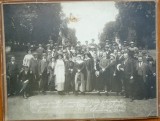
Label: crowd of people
xmin=6 ymin=39 xmax=156 ymax=101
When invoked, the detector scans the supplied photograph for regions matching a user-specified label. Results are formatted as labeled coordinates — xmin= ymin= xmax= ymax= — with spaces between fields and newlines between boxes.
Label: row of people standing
xmin=6 ymin=41 xmax=156 ymax=101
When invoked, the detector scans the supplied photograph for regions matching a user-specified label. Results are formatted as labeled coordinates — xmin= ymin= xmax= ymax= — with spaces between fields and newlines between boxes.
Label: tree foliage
xmin=4 ymin=3 xmax=77 ymax=46
xmin=100 ymin=2 xmax=156 ymax=49
xmin=100 ymin=21 xmax=117 ymax=43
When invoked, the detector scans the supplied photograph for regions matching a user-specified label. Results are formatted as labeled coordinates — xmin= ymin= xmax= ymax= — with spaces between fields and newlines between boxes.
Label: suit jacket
xmin=7 ymin=62 xmax=19 ymax=76
xmin=29 ymin=58 xmax=39 ymax=74
xmin=19 ymin=70 xmax=30 ymax=82
xmin=99 ymin=58 xmax=110 ymax=71
xmin=121 ymin=58 xmax=136 ymax=78
xmin=136 ymin=62 xmax=151 ymax=82
xmin=39 ymin=59 xmax=48 ymax=75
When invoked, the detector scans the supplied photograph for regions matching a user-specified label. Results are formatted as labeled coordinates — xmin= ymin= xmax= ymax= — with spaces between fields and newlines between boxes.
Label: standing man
xmin=36 ymin=44 xmax=45 ymax=59
xmin=38 ymin=53 xmax=48 ymax=94
xmin=29 ymin=52 xmax=39 ymax=95
xmin=7 ymin=56 xmax=19 ymax=96
xmin=136 ymin=54 xmax=151 ymax=99
xmin=120 ymin=52 xmax=136 ymax=101
xmin=99 ymin=52 xmax=110 ymax=95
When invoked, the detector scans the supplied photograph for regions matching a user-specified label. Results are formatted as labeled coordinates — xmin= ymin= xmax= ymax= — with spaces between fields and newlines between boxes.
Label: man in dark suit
xmin=38 ymin=53 xmax=48 ymax=94
xmin=29 ymin=52 xmax=39 ymax=94
xmin=7 ymin=56 xmax=19 ymax=96
xmin=99 ymin=52 xmax=110 ymax=95
xmin=147 ymin=57 xmax=156 ymax=98
xmin=36 ymin=44 xmax=45 ymax=59
xmin=120 ymin=52 xmax=136 ymax=101
xmin=136 ymin=54 xmax=151 ymax=99
xmin=19 ymin=66 xmax=31 ymax=99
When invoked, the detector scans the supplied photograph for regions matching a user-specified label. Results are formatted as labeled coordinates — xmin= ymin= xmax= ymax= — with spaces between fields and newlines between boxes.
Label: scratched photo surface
xmin=3 ymin=1 xmax=157 ymax=120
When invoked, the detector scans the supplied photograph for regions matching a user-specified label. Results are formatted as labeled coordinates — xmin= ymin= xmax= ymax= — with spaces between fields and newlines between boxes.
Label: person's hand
xmin=130 ymin=76 xmax=133 ymax=79
xmin=120 ymin=68 xmax=124 ymax=71
xmin=153 ymin=73 xmax=156 ymax=76
xmin=113 ymin=73 xmax=116 ymax=76
xmin=78 ymin=69 xmax=80 ymax=72
xmin=24 ymin=80 xmax=29 ymax=83
xmin=95 ymin=71 xmax=99 ymax=77
xmin=30 ymin=71 xmax=32 ymax=74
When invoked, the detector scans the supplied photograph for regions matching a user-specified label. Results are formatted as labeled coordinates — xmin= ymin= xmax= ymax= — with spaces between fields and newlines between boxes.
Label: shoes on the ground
xmin=7 ymin=94 xmax=11 ymax=97
xmin=97 ymin=91 xmax=101 ymax=96
xmin=81 ymin=92 xmax=85 ymax=95
xmin=42 ymin=91 xmax=46 ymax=95
xmin=23 ymin=94 xmax=28 ymax=99
xmin=105 ymin=92 xmax=109 ymax=96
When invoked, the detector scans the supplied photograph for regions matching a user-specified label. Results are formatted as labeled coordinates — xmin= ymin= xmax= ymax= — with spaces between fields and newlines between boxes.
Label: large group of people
xmin=6 ymin=38 xmax=156 ymax=101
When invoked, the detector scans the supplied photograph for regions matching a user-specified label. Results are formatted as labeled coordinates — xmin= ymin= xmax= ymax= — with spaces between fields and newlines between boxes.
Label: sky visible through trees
xmin=3 ymin=1 xmax=156 ymax=49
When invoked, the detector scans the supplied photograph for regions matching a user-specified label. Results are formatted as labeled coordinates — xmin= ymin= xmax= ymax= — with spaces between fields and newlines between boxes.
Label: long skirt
xmin=75 ymin=72 xmax=85 ymax=92
xmin=64 ymin=74 xmax=71 ymax=92
xmin=48 ymin=74 xmax=55 ymax=91
xmin=85 ymin=70 xmax=92 ymax=91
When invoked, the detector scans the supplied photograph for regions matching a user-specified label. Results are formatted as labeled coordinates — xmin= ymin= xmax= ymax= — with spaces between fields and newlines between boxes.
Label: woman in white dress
xmin=54 ymin=54 xmax=65 ymax=95
xmin=23 ymin=49 xmax=33 ymax=67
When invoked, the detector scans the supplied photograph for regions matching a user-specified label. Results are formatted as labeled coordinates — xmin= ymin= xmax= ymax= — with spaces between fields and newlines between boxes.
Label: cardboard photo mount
xmin=0 ymin=0 xmax=160 ymax=120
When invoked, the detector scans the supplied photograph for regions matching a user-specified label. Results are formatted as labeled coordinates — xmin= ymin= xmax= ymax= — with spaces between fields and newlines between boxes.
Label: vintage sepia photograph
xmin=3 ymin=1 xmax=157 ymax=120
